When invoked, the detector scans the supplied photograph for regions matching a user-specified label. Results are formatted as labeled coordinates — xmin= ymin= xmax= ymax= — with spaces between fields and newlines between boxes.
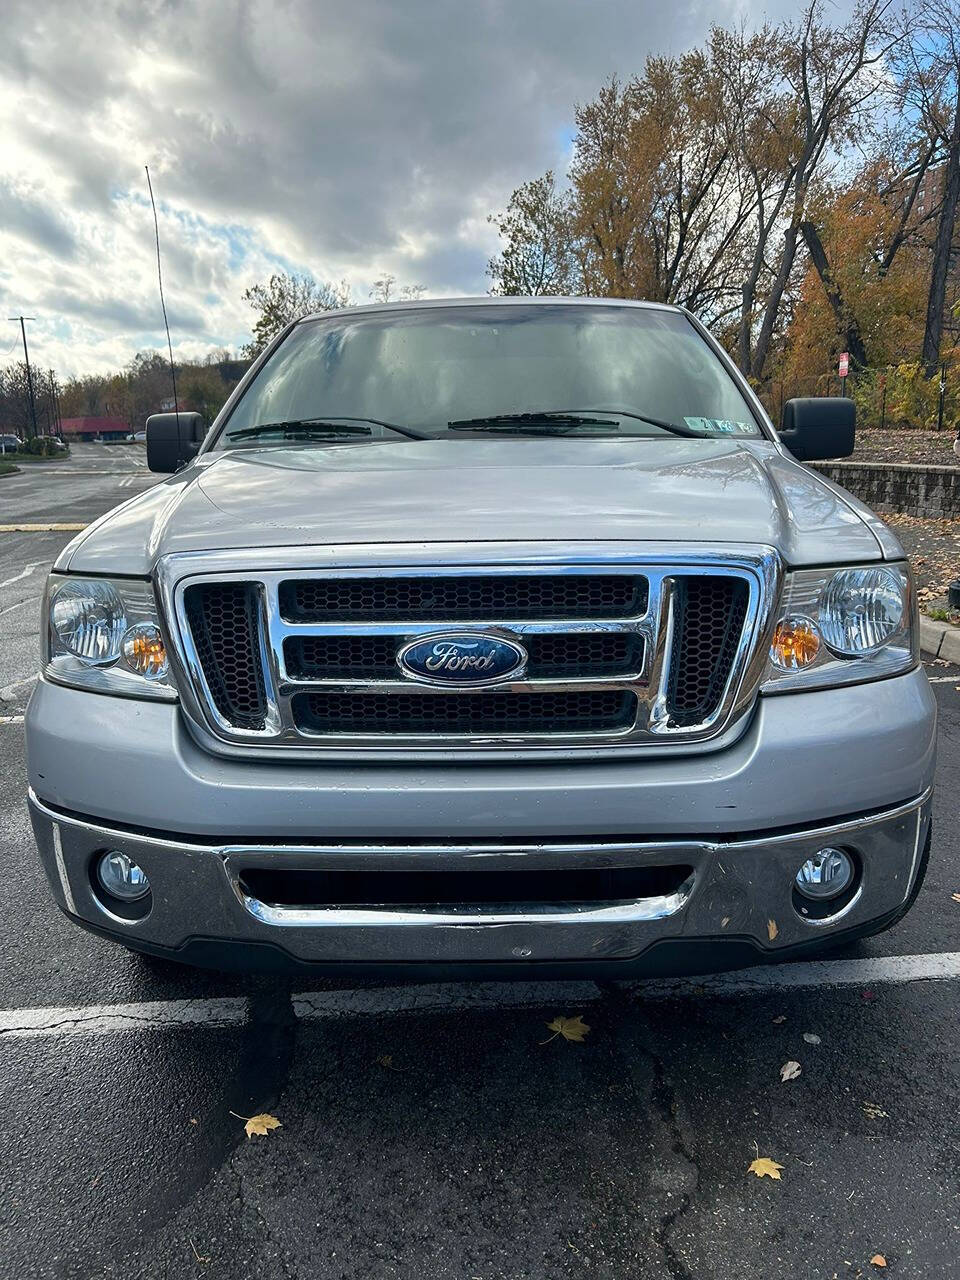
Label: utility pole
xmin=8 ymin=316 xmax=38 ymax=439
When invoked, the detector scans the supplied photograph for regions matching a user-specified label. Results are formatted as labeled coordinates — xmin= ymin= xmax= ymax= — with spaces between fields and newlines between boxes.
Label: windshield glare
xmin=218 ymin=304 xmax=763 ymax=445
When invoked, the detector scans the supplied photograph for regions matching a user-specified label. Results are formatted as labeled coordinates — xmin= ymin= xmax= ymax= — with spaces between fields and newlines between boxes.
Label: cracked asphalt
xmin=2 ymin=447 xmax=960 ymax=1279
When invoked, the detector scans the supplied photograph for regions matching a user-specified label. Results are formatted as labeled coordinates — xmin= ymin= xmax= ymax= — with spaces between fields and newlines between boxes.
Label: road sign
xmin=838 ymin=352 xmax=849 ymax=378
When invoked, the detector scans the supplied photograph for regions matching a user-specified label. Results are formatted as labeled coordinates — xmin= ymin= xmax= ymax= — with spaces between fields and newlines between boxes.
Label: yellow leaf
xmin=767 ymin=919 xmax=779 ymax=941
xmin=747 ymin=1156 xmax=784 ymax=1180
xmin=241 ymin=1112 xmax=281 ymax=1139
xmin=870 ymin=1255 xmax=887 ymax=1268
xmin=541 ymin=1014 xmax=591 ymax=1044
xmin=377 ymin=1054 xmax=406 ymax=1072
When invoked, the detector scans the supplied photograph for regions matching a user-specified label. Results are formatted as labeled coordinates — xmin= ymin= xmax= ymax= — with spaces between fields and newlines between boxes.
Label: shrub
xmin=21 ymin=436 xmax=68 ymax=457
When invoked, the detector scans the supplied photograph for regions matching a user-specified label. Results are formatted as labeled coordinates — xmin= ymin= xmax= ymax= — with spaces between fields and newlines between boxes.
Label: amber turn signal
xmin=769 ymin=616 xmax=821 ymax=670
xmin=121 ymin=623 xmax=169 ymax=679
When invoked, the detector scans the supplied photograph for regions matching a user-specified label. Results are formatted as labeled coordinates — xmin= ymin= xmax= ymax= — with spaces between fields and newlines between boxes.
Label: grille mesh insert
xmin=183 ymin=582 xmax=267 ymax=730
xmin=666 ymin=576 xmax=749 ymax=726
xmin=294 ymin=690 xmax=637 ymax=736
xmin=284 ymin=632 xmax=644 ymax=680
xmin=280 ymin=574 xmax=647 ymax=622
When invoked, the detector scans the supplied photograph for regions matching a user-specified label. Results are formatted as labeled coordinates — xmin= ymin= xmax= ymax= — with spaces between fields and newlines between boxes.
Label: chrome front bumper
xmin=29 ymin=790 xmax=932 ymax=970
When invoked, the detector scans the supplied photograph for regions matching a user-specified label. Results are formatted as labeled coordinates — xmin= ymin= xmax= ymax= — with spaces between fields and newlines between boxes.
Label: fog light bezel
xmin=792 ymin=846 xmax=860 ymax=922
xmin=91 ymin=849 xmax=153 ymax=921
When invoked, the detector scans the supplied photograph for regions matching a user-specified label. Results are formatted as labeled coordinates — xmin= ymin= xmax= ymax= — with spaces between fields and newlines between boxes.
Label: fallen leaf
xmin=803 ymin=1032 xmax=821 ymax=1045
xmin=541 ymin=1014 xmax=591 ymax=1044
xmin=861 ymin=990 xmax=878 ymax=1002
xmin=721 ymin=916 xmax=731 ymax=928
xmin=952 ymin=893 xmax=960 ymax=904
xmin=229 ymin=1110 xmax=282 ymax=1139
xmin=772 ymin=1015 xmax=787 ymax=1025
xmin=870 ymin=1255 xmax=887 ymax=1268
xmin=377 ymin=1054 xmax=406 ymax=1072
xmin=748 ymin=1156 xmax=784 ymax=1180
xmin=780 ymin=1060 xmax=802 ymax=1082
xmin=767 ymin=919 xmax=779 ymax=941
xmin=863 ymin=1102 xmax=889 ymax=1120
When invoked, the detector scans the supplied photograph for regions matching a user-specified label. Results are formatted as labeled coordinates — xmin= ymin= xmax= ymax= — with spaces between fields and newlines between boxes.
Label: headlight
xmin=43 ymin=576 xmax=177 ymax=700
xmin=762 ymin=562 xmax=916 ymax=693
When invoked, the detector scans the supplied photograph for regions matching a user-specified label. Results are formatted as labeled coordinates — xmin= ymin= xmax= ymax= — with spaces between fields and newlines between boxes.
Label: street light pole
xmin=8 ymin=315 xmax=38 ymax=439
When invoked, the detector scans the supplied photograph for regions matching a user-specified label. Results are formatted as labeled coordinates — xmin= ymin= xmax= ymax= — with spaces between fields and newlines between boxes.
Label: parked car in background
xmin=0 ymin=433 xmax=23 ymax=453
xmin=26 ymin=298 xmax=936 ymax=977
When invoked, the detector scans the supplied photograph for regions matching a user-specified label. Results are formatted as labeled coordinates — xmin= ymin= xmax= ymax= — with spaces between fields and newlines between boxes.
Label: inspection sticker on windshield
xmin=684 ymin=417 xmax=753 ymax=435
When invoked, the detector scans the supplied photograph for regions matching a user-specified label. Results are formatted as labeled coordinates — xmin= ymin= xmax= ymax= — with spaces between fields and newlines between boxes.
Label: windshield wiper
xmin=535 ymin=408 xmax=702 ymax=439
xmin=227 ymin=416 xmax=425 ymax=442
xmin=447 ymin=409 xmax=700 ymax=438
xmin=447 ymin=412 xmax=621 ymax=435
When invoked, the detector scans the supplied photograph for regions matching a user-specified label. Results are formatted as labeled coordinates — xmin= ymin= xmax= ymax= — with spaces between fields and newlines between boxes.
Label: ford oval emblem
xmin=396 ymin=632 xmax=527 ymax=687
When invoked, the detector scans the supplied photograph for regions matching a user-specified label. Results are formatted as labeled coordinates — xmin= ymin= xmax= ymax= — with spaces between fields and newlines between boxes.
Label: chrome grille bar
xmin=157 ymin=544 xmax=781 ymax=759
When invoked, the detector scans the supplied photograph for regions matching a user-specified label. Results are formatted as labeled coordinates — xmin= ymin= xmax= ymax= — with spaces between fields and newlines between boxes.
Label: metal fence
xmin=761 ymin=362 xmax=957 ymax=433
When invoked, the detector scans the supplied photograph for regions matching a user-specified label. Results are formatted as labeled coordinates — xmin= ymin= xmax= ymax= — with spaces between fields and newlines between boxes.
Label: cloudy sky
xmin=1 ymin=0 xmax=801 ymax=378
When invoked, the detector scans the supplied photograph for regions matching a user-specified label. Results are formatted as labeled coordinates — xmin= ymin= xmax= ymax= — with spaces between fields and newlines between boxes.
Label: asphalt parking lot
xmin=2 ymin=444 xmax=960 ymax=1279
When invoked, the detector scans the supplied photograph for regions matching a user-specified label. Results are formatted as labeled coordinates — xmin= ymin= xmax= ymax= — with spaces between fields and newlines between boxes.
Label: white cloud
xmin=0 ymin=0 xmax=808 ymax=377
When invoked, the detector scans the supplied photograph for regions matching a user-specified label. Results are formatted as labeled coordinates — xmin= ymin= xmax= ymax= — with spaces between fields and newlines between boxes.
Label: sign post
xmin=838 ymin=351 xmax=849 ymax=396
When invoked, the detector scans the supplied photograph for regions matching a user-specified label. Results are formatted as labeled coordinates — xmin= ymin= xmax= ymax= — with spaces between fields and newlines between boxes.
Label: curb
xmin=920 ymin=614 xmax=960 ymax=664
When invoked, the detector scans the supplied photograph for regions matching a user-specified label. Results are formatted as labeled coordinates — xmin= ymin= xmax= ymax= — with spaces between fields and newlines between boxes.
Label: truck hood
xmin=61 ymin=437 xmax=894 ymax=575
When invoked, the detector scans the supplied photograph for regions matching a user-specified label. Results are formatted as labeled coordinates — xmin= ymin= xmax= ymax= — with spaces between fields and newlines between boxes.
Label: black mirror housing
xmin=779 ymin=397 xmax=855 ymax=462
xmin=146 ymin=412 xmax=206 ymax=473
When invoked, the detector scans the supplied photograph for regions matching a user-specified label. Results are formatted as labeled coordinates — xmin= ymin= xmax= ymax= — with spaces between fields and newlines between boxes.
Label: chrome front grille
xmin=163 ymin=547 xmax=779 ymax=758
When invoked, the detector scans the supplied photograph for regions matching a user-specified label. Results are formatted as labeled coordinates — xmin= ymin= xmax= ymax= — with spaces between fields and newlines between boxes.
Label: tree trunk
xmin=799 ymin=221 xmax=869 ymax=368
xmin=750 ymin=214 xmax=802 ymax=380
xmin=922 ymin=83 xmax=960 ymax=378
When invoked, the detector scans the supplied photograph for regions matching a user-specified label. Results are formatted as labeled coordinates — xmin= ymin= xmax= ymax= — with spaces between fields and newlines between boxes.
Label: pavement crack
xmin=649 ymin=1052 xmax=698 ymax=1280
xmin=595 ymin=982 xmax=700 ymax=1280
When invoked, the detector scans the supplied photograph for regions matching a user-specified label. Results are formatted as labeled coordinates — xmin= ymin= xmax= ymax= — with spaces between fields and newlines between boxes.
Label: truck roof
xmin=298 ymin=295 xmax=684 ymax=325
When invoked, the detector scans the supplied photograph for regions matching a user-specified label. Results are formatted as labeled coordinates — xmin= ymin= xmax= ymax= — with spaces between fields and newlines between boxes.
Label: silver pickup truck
xmin=26 ymin=298 xmax=936 ymax=977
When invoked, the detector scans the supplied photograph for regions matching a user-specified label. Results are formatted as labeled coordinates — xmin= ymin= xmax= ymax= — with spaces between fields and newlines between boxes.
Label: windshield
xmin=217 ymin=304 xmax=764 ymax=446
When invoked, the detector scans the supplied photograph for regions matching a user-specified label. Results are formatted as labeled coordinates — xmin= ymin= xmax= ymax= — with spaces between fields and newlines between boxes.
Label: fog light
xmin=96 ymin=850 xmax=151 ymax=901
xmin=794 ymin=848 xmax=854 ymax=901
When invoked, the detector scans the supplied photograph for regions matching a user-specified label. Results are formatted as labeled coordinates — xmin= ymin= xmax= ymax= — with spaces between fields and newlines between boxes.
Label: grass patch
xmin=0 ymin=461 xmax=19 ymax=477
xmin=0 ymin=451 xmax=68 ymax=463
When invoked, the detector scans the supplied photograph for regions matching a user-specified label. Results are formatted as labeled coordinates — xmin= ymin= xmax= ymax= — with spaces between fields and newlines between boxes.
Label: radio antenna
xmin=145 ymin=164 xmax=179 ymax=421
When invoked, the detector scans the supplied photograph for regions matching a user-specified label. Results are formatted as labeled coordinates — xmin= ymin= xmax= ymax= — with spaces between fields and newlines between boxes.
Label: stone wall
xmin=812 ymin=460 xmax=960 ymax=518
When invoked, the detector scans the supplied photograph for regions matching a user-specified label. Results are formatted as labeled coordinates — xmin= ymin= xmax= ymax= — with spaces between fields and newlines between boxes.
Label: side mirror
xmin=779 ymin=397 xmax=855 ymax=461
xmin=146 ymin=412 xmax=206 ymax=473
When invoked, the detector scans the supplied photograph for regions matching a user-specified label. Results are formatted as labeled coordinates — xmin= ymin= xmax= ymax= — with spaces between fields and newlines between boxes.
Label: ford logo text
xmin=396 ymin=632 xmax=527 ymax=687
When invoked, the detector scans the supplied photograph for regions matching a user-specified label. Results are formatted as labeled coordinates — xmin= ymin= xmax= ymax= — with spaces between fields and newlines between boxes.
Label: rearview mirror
xmin=146 ymin=412 xmax=206 ymax=473
xmin=779 ymin=397 xmax=855 ymax=461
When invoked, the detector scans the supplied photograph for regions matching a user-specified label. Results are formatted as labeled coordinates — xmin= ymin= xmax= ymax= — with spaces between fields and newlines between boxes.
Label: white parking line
xmin=0 ymin=998 xmax=248 ymax=1040
xmin=2 ymin=952 xmax=960 ymax=1040
xmin=0 ymin=561 xmax=43 ymax=589
xmin=0 ymin=674 xmax=36 ymax=702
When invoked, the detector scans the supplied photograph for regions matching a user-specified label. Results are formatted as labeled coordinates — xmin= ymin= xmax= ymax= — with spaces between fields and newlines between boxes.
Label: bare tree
xmin=910 ymin=0 xmax=960 ymax=374
xmin=738 ymin=0 xmax=901 ymax=378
